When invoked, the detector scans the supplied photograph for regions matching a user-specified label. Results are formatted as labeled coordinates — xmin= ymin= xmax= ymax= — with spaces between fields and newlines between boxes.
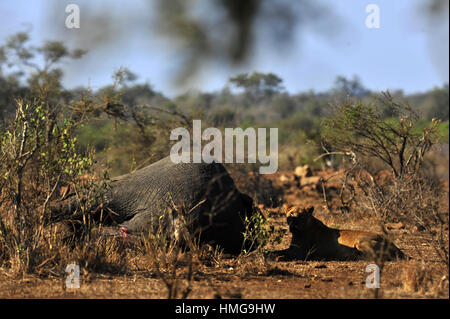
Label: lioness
xmin=283 ymin=204 xmax=406 ymax=261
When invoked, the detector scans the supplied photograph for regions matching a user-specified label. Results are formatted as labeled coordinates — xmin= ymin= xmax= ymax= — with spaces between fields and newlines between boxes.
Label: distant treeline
xmin=0 ymin=33 xmax=448 ymax=174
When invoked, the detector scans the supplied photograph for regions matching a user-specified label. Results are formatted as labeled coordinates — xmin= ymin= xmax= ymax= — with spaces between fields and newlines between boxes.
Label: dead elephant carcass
xmin=49 ymin=156 xmax=257 ymax=254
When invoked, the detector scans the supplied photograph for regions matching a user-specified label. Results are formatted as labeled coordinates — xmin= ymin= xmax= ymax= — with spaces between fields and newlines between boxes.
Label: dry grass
xmin=0 ymin=165 xmax=448 ymax=299
xmin=401 ymin=261 xmax=449 ymax=297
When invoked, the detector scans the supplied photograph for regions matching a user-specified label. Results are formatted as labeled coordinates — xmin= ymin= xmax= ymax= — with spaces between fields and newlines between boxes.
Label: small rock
xmin=300 ymin=176 xmax=321 ymax=187
xmin=59 ymin=185 xmax=69 ymax=197
xmin=294 ymin=165 xmax=312 ymax=178
xmin=304 ymin=284 xmax=311 ymax=288
xmin=385 ymin=222 xmax=404 ymax=230
xmin=412 ymin=225 xmax=426 ymax=232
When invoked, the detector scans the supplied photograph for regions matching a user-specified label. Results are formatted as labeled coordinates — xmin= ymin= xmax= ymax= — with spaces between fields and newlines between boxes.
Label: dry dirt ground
xmin=0 ymin=168 xmax=448 ymax=299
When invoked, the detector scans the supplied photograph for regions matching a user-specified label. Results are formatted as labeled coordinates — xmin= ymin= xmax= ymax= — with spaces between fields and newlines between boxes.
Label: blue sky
xmin=0 ymin=0 xmax=448 ymax=96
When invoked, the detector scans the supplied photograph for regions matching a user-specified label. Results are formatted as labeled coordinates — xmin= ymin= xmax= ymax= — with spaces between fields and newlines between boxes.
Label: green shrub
xmin=0 ymin=99 xmax=95 ymax=273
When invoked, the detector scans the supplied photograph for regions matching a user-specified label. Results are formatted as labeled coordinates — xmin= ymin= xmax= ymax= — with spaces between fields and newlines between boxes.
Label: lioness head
xmin=283 ymin=204 xmax=315 ymax=234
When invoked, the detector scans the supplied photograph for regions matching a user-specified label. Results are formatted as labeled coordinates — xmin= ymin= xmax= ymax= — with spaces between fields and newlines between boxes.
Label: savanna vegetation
xmin=0 ymin=33 xmax=448 ymax=299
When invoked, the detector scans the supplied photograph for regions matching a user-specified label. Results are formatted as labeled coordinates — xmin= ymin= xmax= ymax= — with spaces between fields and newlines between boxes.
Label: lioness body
xmin=284 ymin=205 xmax=406 ymax=261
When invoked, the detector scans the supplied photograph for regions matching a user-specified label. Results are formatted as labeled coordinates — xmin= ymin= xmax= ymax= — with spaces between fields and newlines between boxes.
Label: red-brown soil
xmin=1 ymin=168 xmax=448 ymax=299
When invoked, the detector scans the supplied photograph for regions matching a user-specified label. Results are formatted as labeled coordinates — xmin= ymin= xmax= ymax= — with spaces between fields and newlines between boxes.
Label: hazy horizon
xmin=1 ymin=0 xmax=448 ymax=97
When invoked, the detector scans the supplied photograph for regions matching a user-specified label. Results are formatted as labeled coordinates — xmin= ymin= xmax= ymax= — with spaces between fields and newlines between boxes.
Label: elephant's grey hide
xmin=50 ymin=156 xmax=256 ymax=254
